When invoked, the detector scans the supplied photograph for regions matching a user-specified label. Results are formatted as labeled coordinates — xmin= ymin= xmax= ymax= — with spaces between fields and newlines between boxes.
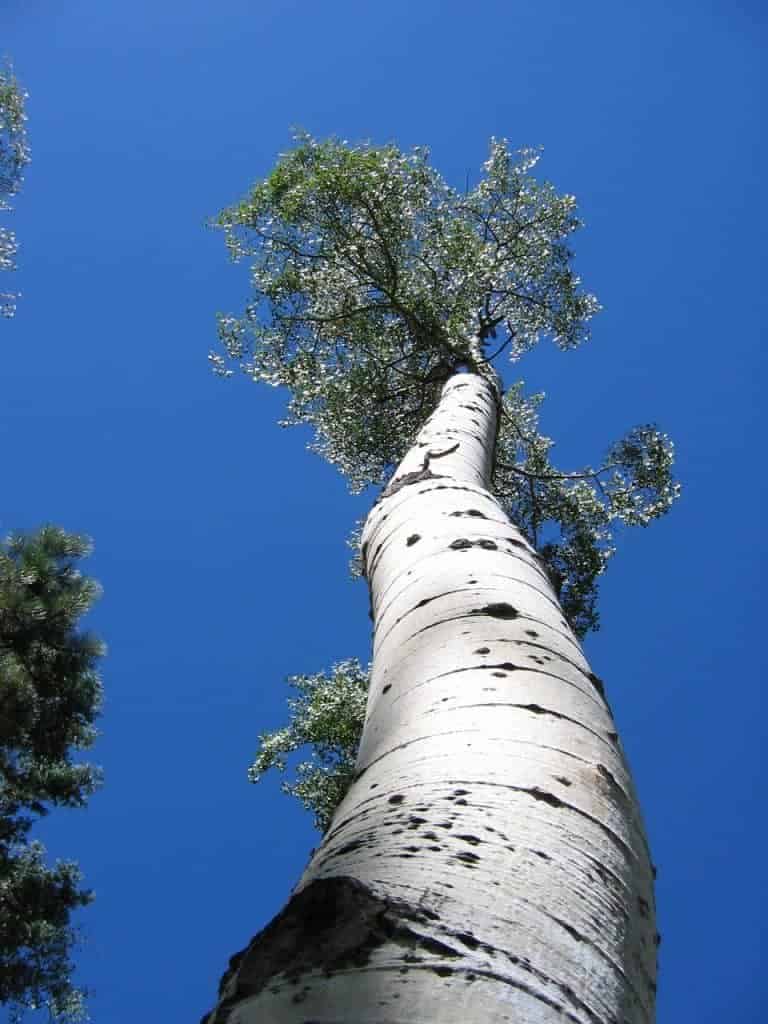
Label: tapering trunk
xmin=203 ymin=372 xmax=657 ymax=1024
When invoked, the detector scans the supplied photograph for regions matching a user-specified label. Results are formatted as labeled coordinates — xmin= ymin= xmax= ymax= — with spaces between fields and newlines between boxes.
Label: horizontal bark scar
xmin=379 ymin=467 xmax=446 ymax=501
xmin=449 ymin=508 xmax=489 ymax=519
xmin=378 ymin=443 xmax=460 ymax=501
xmin=473 ymin=602 xmax=518 ymax=619
xmin=449 ymin=537 xmax=498 ymax=551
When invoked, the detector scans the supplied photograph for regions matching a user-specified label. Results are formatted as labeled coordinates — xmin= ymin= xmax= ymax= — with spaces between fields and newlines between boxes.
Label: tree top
xmin=213 ymin=133 xmax=679 ymax=636
xmin=212 ymin=133 xmax=599 ymax=487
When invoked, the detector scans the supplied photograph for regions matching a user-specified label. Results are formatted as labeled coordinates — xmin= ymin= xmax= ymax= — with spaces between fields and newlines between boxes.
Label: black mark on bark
xmin=381 ymin=469 xmax=444 ymax=500
xmin=379 ymin=443 xmax=460 ymax=501
xmin=449 ymin=509 xmax=488 ymax=519
xmin=454 ymin=850 xmax=480 ymax=864
xmin=474 ymin=602 xmax=518 ymax=619
xmin=526 ymin=788 xmax=564 ymax=808
xmin=449 ymin=537 xmax=498 ymax=551
xmin=419 ymin=936 xmax=461 ymax=958
xmin=596 ymin=763 xmax=628 ymax=805
xmin=587 ymin=672 xmax=606 ymax=699
xmin=202 ymin=876 xmax=471 ymax=1023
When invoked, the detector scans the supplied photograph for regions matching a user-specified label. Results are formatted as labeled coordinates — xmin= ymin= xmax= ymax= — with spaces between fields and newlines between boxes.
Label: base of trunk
xmin=202 ymin=875 xmax=478 ymax=1024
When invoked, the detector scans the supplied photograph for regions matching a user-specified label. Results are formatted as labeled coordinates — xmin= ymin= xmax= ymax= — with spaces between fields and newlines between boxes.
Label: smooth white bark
xmin=204 ymin=373 xmax=657 ymax=1024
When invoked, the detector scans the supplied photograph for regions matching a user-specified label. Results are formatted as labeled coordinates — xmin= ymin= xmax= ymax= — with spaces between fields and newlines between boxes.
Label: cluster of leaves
xmin=213 ymin=132 xmax=598 ymax=490
xmin=495 ymin=385 xmax=679 ymax=636
xmin=0 ymin=67 xmax=30 ymax=318
xmin=248 ymin=660 xmax=368 ymax=834
xmin=1 ymin=528 xmax=104 ymax=1021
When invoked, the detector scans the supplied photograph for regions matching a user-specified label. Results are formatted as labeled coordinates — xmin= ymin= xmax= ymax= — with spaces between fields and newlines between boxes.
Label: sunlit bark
xmin=204 ymin=372 xmax=657 ymax=1024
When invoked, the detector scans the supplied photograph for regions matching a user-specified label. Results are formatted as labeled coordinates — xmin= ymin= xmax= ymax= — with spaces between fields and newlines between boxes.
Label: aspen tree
xmin=204 ymin=135 xmax=678 ymax=1024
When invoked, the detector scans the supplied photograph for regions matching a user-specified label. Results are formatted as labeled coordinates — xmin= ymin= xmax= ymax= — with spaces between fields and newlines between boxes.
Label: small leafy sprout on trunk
xmin=248 ymin=660 xmax=368 ymax=834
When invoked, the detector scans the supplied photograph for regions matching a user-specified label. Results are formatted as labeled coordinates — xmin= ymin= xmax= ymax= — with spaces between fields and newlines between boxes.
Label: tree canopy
xmin=213 ymin=135 xmax=597 ymax=484
xmin=214 ymin=134 xmax=678 ymax=635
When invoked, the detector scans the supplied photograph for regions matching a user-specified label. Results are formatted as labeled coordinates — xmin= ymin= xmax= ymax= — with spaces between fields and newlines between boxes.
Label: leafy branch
xmin=0 ymin=65 xmax=30 ymax=318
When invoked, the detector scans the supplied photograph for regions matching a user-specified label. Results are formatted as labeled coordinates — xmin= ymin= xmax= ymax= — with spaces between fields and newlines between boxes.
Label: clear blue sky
xmin=2 ymin=1 xmax=765 ymax=1021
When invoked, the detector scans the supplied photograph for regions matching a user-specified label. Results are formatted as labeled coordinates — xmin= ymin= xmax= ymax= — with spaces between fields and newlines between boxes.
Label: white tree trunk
xmin=204 ymin=373 xmax=657 ymax=1024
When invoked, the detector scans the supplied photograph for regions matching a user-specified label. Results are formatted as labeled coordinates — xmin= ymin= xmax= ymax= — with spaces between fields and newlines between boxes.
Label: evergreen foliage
xmin=214 ymin=134 xmax=679 ymax=830
xmin=0 ymin=528 xmax=103 ymax=1021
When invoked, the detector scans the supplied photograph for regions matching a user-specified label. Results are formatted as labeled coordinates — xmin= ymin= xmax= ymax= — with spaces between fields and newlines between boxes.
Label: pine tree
xmin=0 ymin=528 xmax=103 ymax=1021
xmin=203 ymin=135 xmax=678 ymax=1024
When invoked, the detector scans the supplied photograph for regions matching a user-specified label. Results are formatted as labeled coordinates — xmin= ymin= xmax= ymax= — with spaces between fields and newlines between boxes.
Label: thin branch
xmin=495 ymin=458 xmax=624 ymax=484
xmin=528 ymin=477 xmax=539 ymax=549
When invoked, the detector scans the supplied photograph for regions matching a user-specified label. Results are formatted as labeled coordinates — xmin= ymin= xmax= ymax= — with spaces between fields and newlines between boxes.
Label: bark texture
xmin=203 ymin=373 xmax=657 ymax=1024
